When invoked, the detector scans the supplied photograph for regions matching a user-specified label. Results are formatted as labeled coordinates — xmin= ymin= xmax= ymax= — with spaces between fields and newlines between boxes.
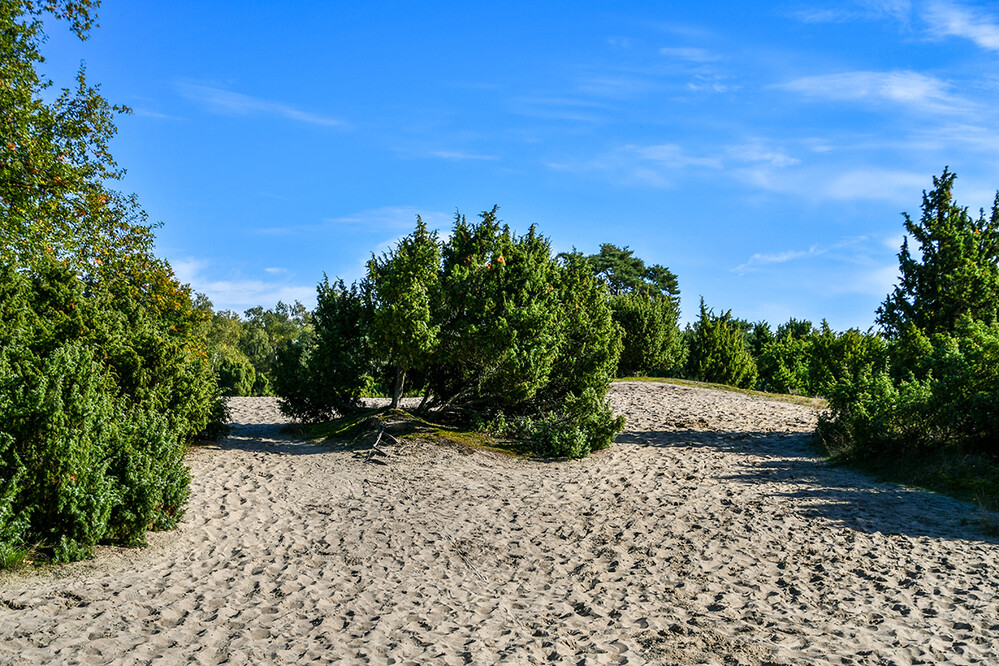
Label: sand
xmin=1 ymin=381 xmax=997 ymax=664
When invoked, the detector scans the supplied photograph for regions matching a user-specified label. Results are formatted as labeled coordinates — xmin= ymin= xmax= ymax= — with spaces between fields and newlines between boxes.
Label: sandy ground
xmin=1 ymin=381 xmax=997 ymax=665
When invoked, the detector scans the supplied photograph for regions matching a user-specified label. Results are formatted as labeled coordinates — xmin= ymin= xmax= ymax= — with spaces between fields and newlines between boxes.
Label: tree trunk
xmin=391 ymin=367 xmax=406 ymax=409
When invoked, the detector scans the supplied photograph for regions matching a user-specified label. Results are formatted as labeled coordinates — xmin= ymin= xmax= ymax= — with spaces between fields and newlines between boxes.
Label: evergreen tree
xmin=584 ymin=244 xmax=682 ymax=375
xmin=685 ymin=299 xmax=757 ymax=389
xmin=365 ymin=217 xmax=441 ymax=408
xmin=877 ymin=167 xmax=999 ymax=339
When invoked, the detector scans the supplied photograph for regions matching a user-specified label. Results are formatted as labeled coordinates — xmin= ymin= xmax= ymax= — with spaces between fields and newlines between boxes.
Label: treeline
xmin=609 ymin=168 xmax=999 ymax=467
xmin=202 ymin=301 xmax=311 ymax=397
xmin=1 ymin=2 xmax=226 ymax=566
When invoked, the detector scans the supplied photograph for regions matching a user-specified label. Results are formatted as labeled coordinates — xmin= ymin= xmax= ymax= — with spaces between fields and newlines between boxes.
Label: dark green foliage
xmin=584 ymin=244 xmax=683 ymax=376
xmin=0 ymin=259 xmax=201 ymax=562
xmin=585 ymin=244 xmax=679 ymax=298
xmin=0 ymin=1 xmax=223 ymax=565
xmin=685 ymin=299 xmax=758 ymax=388
xmin=877 ymin=167 xmax=999 ymax=339
xmin=277 ymin=209 xmax=625 ymax=457
xmin=273 ymin=279 xmax=369 ymax=422
xmin=215 ymin=345 xmax=257 ymax=397
xmin=367 ymin=217 xmax=441 ymax=407
xmin=610 ymin=292 xmax=683 ymax=376
xmin=754 ymin=320 xmax=888 ymax=397
xmin=820 ymin=170 xmax=999 ymax=462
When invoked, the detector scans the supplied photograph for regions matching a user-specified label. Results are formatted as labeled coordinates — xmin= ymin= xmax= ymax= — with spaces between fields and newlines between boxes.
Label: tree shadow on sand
xmin=616 ymin=428 xmax=999 ymax=544
xmin=211 ymin=421 xmax=332 ymax=456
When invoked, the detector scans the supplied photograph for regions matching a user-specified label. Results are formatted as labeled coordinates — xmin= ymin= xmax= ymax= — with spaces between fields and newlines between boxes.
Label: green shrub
xmin=216 ymin=345 xmax=257 ymax=397
xmin=0 ymin=262 xmax=204 ymax=562
xmin=0 ymin=1 xmax=224 ymax=565
xmin=611 ymin=292 xmax=683 ymax=376
xmin=277 ymin=209 xmax=626 ymax=456
xmin=685 ymin=299 xmax=758 ymax=388
xmin=755 ymin=321 xmax=887 ymax=397
xmin=273 ymin=279 xmax=370 ymax=422
xmin=820 ymin=169 xmax=999 ymax=461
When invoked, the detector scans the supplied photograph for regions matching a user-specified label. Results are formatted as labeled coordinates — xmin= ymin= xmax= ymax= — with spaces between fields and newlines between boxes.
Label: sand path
xmin=1 ymin=382 xmax=997 ymax=664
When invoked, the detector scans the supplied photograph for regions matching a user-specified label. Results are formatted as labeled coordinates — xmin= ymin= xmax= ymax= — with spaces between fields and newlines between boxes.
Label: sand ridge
xmin=1 ymin=382 xmax=997 ymax=664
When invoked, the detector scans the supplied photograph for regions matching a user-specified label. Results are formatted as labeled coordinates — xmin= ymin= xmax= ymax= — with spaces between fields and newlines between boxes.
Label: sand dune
xmin=1 ymin=382 xmax=997 ymax=664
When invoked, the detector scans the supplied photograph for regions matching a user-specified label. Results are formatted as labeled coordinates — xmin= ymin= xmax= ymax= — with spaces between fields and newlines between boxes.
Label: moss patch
xmin=292 ymin=408 xmax=535 ymax=458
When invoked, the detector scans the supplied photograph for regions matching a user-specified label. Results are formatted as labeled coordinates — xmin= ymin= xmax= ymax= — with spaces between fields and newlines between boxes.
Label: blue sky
xmin=39 ymin=0 xmax=999 ymax=329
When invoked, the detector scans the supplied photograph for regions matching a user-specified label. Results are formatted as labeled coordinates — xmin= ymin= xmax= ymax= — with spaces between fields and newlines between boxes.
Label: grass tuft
xmin=0 ymin=542 xmax=32 ymax=572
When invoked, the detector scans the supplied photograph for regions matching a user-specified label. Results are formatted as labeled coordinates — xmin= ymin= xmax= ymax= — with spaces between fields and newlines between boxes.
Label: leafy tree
xmin=429 ymin=209 xmax=564 ymax=411
xmin=610 ymin=292 xmax=682 ymax=376
xmin=273 ymin=279 xmax=368 ymax=422
xmin=685 ymin=298 xmax=757 ymax=388
xmin=585 ymin=244 xmax=679 ymax=298
xmin=241 ymin=300 xmax=311 ymax=392
xmin=877 ymin=167 xmax=999 ymax=339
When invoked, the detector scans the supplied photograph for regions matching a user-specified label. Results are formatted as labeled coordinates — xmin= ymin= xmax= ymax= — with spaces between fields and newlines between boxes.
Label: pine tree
xmin=877 ymin=167 xmax=999 ymax=338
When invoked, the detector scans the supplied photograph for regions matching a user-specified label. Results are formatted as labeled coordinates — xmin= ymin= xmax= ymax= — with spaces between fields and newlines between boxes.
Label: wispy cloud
xmin=429 ymin=150 xmax=498 ymax=161
xmin=260 ymin=206 xmax=453 ymax=236
xmin=552 ymin=138 xmax=799 ymax=189
xmin=171 ymin=259 xmax=315 ymax=311
xmin=725 ymin=142 xmax=799 ymax=167
xmin=735 ymin=164 xmax=927 ymax=202
xmin=735 ymin=247 xmax=820 ymax=273
xmin=176 ymin=82 xmax=345 ymax=127
xmin=574 ymin=74 xmax=658 ymax=99
xmin=659 ymin=46 xmax=722 ymax=63
xmin=132 ymin=108 xmax=181 ymax=121
xmin=734 ymin=235 xmax=888 ymax=275
xmin=778 ymin=70 xmax=964 ymax=113
xmin=322 ymin=206 xmax=453 ymax=232
xmin=791 ymin=0 xmax=911 ymax=23
xmin=924 ymin=1 xmax=999 ymax=51
xmin=627 ymin=143 xmax=723 ymax=169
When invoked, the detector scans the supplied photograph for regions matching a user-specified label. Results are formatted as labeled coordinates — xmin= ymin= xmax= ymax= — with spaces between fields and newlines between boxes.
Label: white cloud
xmin=735 ymin=248 xmax=818 ymax=273
xmin=924 ymin=1 xmax=999 ymax=51
xmin=734 ymin=236 xmax=869 ymax=274
xmin=726 ymin=142 xmax=800 ymax=167
xmin=778 ymin=70 xmax=964 ymax=113
xmin=258 ymin=206 xmax=453 ymax=236
xmin=819 ymin=168 xmax=927 ymax=201
xmin=825 ymin=264 xmax=900 ymax=296
xmin=627 ymin=143 xmax=723 ymax=169
xmin=321 ymin=206 xmax=453 ymax=232
xmin=574 ymin=74 xmax=657 ymax=99
xmin=791 ymin=0 xmax=910 ymax=23
xmin=170 ymin=258 xmax=316 ymax=312
xmin=659 ymin=47 xmax=722 ymax=62
xmin=429 ymin=150 xmax=498 ymax=161
xmin=862 ymin=0 xmax=912 ymax=21
xmin=176 ymin=82 xmax=345 ymax=127
xmin=734 ymin=165 xmax=927 ymax=203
